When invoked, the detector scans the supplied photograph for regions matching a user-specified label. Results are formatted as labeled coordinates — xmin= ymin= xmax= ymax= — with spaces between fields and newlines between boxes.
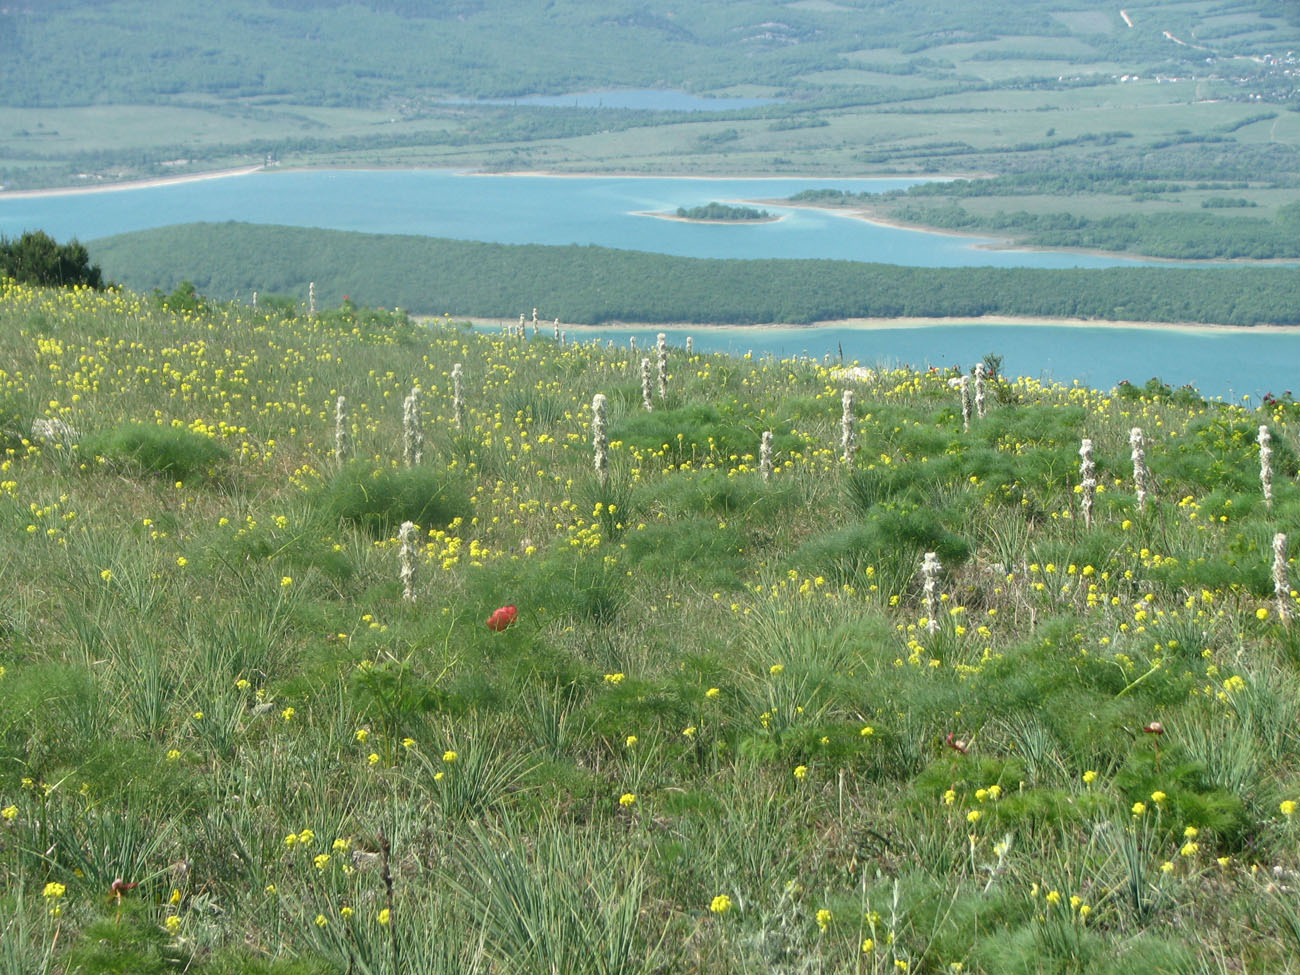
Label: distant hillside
xmin=15 ymin=0 xmax=1280 ymax=107
xmin=89 ymin=221 xmax=1300 ymax=326
xmin=3 ymin=1 xmax=1298 ymax=198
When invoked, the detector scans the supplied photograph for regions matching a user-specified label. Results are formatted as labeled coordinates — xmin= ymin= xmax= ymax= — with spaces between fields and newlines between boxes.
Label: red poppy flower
xmin=1143 ymin=722 xmax=1164 ymax=735
xmin=486 ymin=605 xmax=518 ymax=631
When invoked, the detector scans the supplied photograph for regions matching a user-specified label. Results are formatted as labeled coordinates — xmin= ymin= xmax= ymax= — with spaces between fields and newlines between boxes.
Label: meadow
xmin=3 ymin=282 xmax=1300 ymax=973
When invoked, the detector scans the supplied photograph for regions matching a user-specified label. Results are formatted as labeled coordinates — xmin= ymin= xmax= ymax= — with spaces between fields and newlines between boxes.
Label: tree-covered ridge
xmin=89 ymin=222 xmax=1300 ymax=326
xmin=10 ymin=0 xmax=1289 ymax=107
xmin=674 ymin=203 xmax=772 ymax=221
xmin=3 ymin=0 xmax=1298 ymax=107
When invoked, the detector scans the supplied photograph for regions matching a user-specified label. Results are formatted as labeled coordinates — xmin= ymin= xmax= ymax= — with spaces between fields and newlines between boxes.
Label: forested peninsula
xmin=792 ymin=186 xmax=1300 ymax=261
xmin=90 ymin=222 xmax=1300 ymax=327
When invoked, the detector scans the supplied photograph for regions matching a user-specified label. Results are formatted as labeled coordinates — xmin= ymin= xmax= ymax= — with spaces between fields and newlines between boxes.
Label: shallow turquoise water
xmin=0 ymin=170 xmax=1146 ymax=269
xmin=2 ymin=169 xmax=1293 ymax=398
xmin=567 ymin=324 xmax=1299 ymax=403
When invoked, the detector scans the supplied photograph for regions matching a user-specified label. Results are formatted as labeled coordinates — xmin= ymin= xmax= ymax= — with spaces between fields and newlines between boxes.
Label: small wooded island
xmin=674 ymin=201 xmax=775 ymax=222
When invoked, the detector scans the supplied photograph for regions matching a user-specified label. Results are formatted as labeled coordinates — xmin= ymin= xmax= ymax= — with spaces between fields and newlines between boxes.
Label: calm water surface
xmin=568 ymin=324 xmax=1299 ymax=403
xmin=0 ymin=169 xmax=1144 ymax=268
xmin=1 ymin=169 xmax=1292 ymax=398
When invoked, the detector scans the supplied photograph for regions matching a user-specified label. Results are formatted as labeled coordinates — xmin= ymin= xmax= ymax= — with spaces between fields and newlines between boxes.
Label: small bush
xmin=645 ymin=470 xmax=798 ymax=519
xmin=790 ymin=505 xmax=971 ymax=592
xmin=613 ymin=403 xmax=799 ymax=465
xmin=315 ymin=462 xmax=471 ymax=537
xmin=622 ymin=517 xmax=748 ymax=589
xmin=81 ymin=422 xmax=227 ymax=480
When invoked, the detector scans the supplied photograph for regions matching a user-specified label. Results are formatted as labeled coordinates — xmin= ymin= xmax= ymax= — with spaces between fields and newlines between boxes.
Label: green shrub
xmin=612 ymin=403 xmax=799 ymax=465
xmin=622 ymin=518 xmax=748 ymax=589
xmin=790 ymin=505 xmax=970 ymax=592
xmin=81 ymin=422 xmax=227 ymax=480
xmin=1164 ymin=416 xmax=1298 ymax=494
xmin=315 ymin=462 xmax=471 ymax=537
xmin=643 ymin=470 xmax=797 ymax=519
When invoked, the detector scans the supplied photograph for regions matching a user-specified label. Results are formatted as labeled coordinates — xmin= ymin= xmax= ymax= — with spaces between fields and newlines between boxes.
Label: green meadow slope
xmin=3 ymin=279 xmax=1300 ymax=971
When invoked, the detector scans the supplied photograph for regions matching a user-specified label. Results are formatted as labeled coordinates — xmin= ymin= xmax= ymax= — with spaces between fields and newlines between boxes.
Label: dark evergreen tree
xmin=0 ymin=230 xmax=105 ymax=288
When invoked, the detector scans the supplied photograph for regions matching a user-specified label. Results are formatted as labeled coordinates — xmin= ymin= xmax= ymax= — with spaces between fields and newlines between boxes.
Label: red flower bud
xmin=486 ymin=605 xmax=518 ymax=631
xmin=1143 ymin=722 xmax=1164 ymax=735
xmin=945 ymin=732 xmax=969 ymax=755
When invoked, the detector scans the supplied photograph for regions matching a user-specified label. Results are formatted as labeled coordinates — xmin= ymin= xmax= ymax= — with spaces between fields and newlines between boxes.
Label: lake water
xmin=567 ymin=324 xmax=1295 ymax=404
xmin=0 ymin=169 xmax=1144 ymax=269
xmin=1 ymin=168 xmax=1293 ymax=399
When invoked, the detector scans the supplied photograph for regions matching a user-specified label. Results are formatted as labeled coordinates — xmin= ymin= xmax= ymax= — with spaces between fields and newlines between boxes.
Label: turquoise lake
xmin=568 ymin=325 xmax=1294 ymax=404
xmin=0 ymin=168 xmax=1295 ymax=400
xmin=0 ymin=169 xmax=1140 ymax=268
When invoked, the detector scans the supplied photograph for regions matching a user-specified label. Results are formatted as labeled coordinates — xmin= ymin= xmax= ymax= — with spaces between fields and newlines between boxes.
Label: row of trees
xmin=89 ymin=221 xmax=1300 ymax=327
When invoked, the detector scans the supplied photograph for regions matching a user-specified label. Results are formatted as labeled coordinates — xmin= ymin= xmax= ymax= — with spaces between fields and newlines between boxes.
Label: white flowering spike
xmin=252 ymin=291 xmax=258 ymax=310
xmin=974 ymin=362 xmax=987 ymax=418
xmin=960 ymin=375 xmax=972 ymax=432
xmin=592 ymin=393 xmax=609 ymax=484
xmin=403 ymin=386 xmax=423 ymax=466
xmin=657 ymin=332 xmax=668 ymax=402
xmin=561 ymin=331 xmax=566 ymax=346
xmin=1260 ymin=425 xmax=1274 ymax=508
xmin=334 ymin=395 xmax=350 ymax=463
xmin=532 ymin=307 xmax=538 ymax=324
xmin=641 ymin=357 xmax=654 ymax=412
xmin=1275 ymin=532 xmax=1291 ymax=623
xmin=841 ymin=389 xmax=856 ymax=463
xmin=554 ymin=318 xmax=560 ymax=342
xmin=686 ymin=336 xmax=693 ymax=356
xmin=630 ymin=336 xmax=637 ymax=353
xmin=399 ymin=521 xmax=417 ymax=603
xmin=308 ymin=281 xmax=316 ymax=316
xmin=452 ymin=363 xmax=466 ymax=431
xmin=517 ymin=314 xmax=526 ymax=340
xmin=760 ymin=430 xmax=774 ymax=482
xmin=1079 ymin=438 xmax=1096 ymax=529
xmin=921 ymin=552 xmax=941 ymax=635
xmin=1130 ymin=427 xmax=1150 ymax=511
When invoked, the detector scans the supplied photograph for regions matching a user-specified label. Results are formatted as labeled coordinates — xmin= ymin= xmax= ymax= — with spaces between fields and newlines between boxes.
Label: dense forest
xmin=90 ymin=222 xmax=1300 ymax=327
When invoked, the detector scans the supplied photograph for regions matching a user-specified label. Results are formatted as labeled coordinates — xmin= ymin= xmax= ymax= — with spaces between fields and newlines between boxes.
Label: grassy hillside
xmin=3 ymin=280 xmax=1300 ymax=972
xmin=88 ymin=222 xmax=1300 ymax=326
xmin=1 ymin=0 xmax=1297 ymax=225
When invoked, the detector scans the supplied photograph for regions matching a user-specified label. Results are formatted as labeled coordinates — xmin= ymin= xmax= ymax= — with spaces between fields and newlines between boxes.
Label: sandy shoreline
xmin=466 ymin=314 xmax=1299 ymax=336
xmin=634 ymin=209 xmax=782 ymax=225
xmin=0 ymin=165 xmax=264 ymax=199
